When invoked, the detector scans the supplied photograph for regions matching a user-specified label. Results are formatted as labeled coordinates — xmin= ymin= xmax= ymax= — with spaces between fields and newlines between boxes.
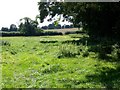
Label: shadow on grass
xmin=62 ymin=35 xmax=120 ymax=88
xmin=86 ymin=64 xmax=120 ymax=88
xmin=62 ymin=35 xmax=120 ymax=61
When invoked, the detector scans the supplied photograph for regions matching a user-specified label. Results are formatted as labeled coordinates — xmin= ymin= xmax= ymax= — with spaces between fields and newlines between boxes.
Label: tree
xmin=38 ymin=2 xmax=120 ymax=38
xmin=9 ymin=24 xmax=17 ymax=31
xmin=18 ymin=17 xmax=38 ymax=35
xmin=1 ymin=27 xmax=9 ymax=31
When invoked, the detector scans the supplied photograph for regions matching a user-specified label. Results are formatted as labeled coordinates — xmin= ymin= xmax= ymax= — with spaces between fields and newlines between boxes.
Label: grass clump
xmin=57 ymin=44 xmax=80 ymax=58
xmin=41 ymin=64 xmax=63 ymax=74
xmin=1 ymin=40 xmax=10 ymax=46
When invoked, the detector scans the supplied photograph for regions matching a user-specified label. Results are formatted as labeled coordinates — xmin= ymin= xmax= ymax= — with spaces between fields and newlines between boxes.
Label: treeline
xmin=1 ymin=24 xmax=18 ymax=32
xmin=1 ymin=31 xmax=63 ymax=37
xmin=41 ymin=23 xmax=74 ymax=30
xmin=1 ymin=29 xmax=84 ymax=37
xmin=0 ymin=17 xmax=42 ymax=36
xmin=0 ymin=16 xmax=75 ymax=36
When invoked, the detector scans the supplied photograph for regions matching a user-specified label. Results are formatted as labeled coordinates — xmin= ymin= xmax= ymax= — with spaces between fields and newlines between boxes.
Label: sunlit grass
xmin=1 ymin=34 xmax=120 ymax=88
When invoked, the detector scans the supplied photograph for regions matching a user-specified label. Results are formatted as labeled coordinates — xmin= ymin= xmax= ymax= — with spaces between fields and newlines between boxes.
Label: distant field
xmin=44 ymin=28 xmax=79 ymax=34
xmin=1 ymin=34 xmax=120 ymax=88
xmin=0 ymin=28 xmax=81 ymax=36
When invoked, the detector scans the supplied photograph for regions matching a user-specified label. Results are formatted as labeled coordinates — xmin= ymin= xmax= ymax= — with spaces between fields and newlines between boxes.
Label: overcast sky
xmin=0 ymin=0 xmax=39 ymax=28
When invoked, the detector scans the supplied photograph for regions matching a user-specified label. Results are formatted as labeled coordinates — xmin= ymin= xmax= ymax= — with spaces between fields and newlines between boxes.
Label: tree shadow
xmin=61 ymin=34 xmax=120 ymax=88
xmin=86 ymin=64 xmax=120 ymax=88
xmin=62 ymin=35 xmax=120 ymax=61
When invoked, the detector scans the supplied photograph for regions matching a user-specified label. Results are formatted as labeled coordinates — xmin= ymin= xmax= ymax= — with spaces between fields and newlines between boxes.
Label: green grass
xmin=1 ymin=34 xmax=120 ymax=88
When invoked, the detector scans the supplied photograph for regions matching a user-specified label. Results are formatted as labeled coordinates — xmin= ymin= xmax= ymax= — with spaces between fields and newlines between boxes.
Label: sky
xmin=0 ymin=0 xmax=39 ymax=29
xmin=0 ymin=0 xmax=72 ymax=29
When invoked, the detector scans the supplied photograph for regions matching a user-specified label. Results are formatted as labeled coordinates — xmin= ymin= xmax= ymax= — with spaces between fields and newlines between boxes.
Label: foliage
xmin=54 ymin=20 xmax=59 ymax=27
xmin=1 ymin=27 xmax=9 ymax=31
xmin=1 ymin=30 xmax=63 ymax=36
xmin=9 ymin=24 xmax=17 ymax=31
xmin=38 ymin=2 xmax=120 ymax=38
xmin=18 ymin=17 xmax=39 ymax=35
xmin=1 ymin=31 xmax=23 ymax=36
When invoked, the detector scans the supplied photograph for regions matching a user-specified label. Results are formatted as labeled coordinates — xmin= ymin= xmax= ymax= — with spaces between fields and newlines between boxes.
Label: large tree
xmin=38 ymin=2 xmax=120 ymax=37
xmin=18 ymin=17 xmax=38 ymax=35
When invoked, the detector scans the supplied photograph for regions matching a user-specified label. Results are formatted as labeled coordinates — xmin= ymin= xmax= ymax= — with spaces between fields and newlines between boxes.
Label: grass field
xmin=1 ymin=34 xmax=120 ymax=88
xmin=44 ymin=28 xmax=79 ymax=34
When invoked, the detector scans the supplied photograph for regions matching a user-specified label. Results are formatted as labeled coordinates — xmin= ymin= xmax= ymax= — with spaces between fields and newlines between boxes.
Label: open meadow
xmin=1 ymin=33 xmax=120 ymax=88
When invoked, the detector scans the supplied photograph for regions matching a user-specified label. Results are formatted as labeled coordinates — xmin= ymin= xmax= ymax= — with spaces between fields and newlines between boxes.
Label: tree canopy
xmin=18 ymin=17 xmax=38 ymax=35
xmin=38 ymin=2 xmax=120 ymax=37
xmin=10 ymin=24 xmax=17 ymax=31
